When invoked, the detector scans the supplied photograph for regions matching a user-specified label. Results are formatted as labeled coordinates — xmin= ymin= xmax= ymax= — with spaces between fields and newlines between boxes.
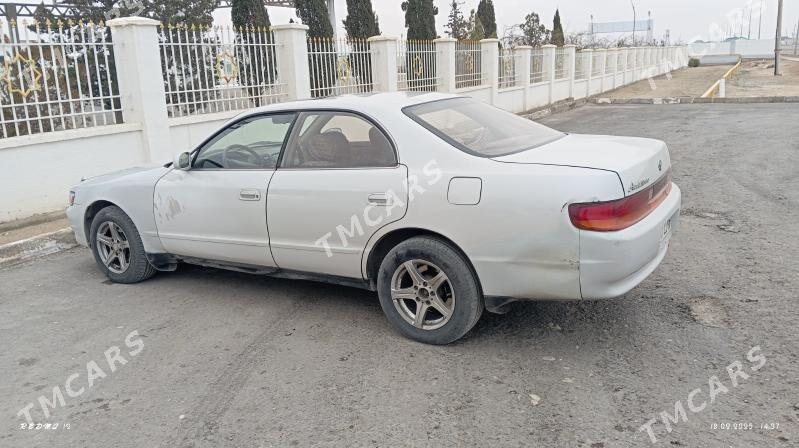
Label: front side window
xmin=193 ymin=114 xmax=295 ymax=169
xmin=404 ymin=98 xmax=564 ymax=157
xmin=281 ymin=111 xmax=396 ymax=169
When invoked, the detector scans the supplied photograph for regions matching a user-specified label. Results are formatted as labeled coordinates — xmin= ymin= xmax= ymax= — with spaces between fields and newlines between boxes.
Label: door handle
xmin=239 ymin=189 xmax=261 ymax=201
xmin=368 ymin=193 xmax=391 ymax=206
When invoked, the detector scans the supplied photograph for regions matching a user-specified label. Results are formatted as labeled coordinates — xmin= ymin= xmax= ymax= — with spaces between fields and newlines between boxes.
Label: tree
xmin=295 ymin=0 xmax=334 ymax=38
xmin=519 ymin=12 xmax=549 ymax=47
xmin=551 ymin=8 xmax=565 ymax=46
xmin=343 ymin=0 xmax=380 ymax=39
xmin=445 ymin=1 xmax=468 ymax=40
xmin=231 ymin=0 xmax=274 ymax=104
xmin=476 ymin=0 xmax=497 ymax=38
xmin=467 ymin=9 xmax=485 ymax=40
xmin=401 ymin=0 xmax=438 ymax=40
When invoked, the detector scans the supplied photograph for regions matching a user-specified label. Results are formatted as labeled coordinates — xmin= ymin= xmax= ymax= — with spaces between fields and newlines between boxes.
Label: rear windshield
xmin=403 ymin=97 xmax=564 ymax=157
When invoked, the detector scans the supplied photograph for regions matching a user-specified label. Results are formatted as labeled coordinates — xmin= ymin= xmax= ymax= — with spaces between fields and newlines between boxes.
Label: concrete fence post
xmin=607 ymin=48 xmax=619 ymax=88
xmin=594 ymin=48 xmax=607 ymax=92
xmin=367 ymin=36 xmax=398 ymax=92
xmin=516 ymin=46 xmax=532 ymax=110
xmin=434 ymin=37 xmax=457 ymax=93
xmin=107 ymin=17 xmax=170 ymax=164
xmin=564 ymin=44 xmax=576 ymax=98
xmin=542 ymin=44 xmax=556 ymax=103
xmin=480 ymin=38 xmax=500 ymax=104
xmin=271 ymin=24 xmax=311 ymax=101
xmin=583 ymin=49 xmax=593 ymax=98
xmin=617 ymin=48 xmax=626 ymax=85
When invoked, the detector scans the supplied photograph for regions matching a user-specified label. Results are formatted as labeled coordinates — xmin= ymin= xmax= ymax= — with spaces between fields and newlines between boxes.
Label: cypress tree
xmin=343 ymin=0 xmax=380 ymax=39
xmin=445 ymin=0 xmax=468 ymax=40
xmin=551 ymin=8 xmax=565 ymax=46
xmin=401 ymin=0 xmax=438 ymax=40
xmin=231 ymin=0 xmax=274 ymax=101
xmin=295 ymin=0 xmax=334 ymax=38
xmin=476 ymin=0 xmax=497 ymax=39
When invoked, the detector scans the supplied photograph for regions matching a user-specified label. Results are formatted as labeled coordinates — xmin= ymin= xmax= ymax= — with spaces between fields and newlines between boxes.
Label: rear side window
xmin=404 ymin=97 xmax=564 ymax=157
xmin=281 ymin=111 xmax=396 ymax=169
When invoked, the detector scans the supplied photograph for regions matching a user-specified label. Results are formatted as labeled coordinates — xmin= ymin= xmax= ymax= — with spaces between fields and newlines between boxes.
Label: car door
xmin=154 ymin=113 xmax=296 ymax=267
xmin=267 ymin=110 xmax=408 ymax=279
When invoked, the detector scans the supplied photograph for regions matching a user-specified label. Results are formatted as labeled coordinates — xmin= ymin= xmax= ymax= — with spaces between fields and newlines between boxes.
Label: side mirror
xmin=173 ymin=152 xmax=191 ymax=170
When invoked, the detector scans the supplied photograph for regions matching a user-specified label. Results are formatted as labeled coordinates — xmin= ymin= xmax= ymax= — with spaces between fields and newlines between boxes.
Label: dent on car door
xmin=267 ymin=111 xmax=408 ymax=278
xmin=154 ymin=113 xmax=296 ymax=267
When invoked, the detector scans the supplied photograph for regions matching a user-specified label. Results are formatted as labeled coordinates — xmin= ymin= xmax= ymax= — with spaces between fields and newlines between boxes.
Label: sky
xmin=211 ymin=0 xmax=799 ymax=44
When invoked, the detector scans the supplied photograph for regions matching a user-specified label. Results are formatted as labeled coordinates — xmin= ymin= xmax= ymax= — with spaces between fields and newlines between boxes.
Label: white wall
xmin=0 ymin=125 xmax=146 ymax=222
xmin=689 ymin=39 xmax=774 ymax=58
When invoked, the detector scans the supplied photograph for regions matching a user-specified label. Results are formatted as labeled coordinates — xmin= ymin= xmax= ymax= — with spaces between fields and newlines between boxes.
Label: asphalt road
xmin=2 ymin=103 xmax=798 ymax=448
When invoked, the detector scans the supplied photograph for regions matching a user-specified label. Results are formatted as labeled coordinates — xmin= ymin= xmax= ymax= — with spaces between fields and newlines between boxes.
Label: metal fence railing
xmin=0 ymin=19 xmax=122 ymax=138
xmin=159 ymin=24 xmax=285 ymax=118
xmin=605 ymin=52 xmax=615 ymax=75
xmin=627 ymin=50 xmax=635 ymax=71
xmin=455 ymin=40 xmax=483 ymax=89
xmin=574 ymin=51 xmax=588 ymax=80
xmin=307 ymin=37 xmax=373 ymax=98
xmin=498 ymin=47 xmax=518 ymax=89
xmin=397 ymin=39 xmax=438 ymax=92
xmin=530 ymin=48 xmax=547 ymax=84
xmin=591 ymin=52 xmax=604 ymax=77
xmin=554 ymin=48 xmax=569 ymax=80
xmin=636 ymin=49 xmax=644 ymax=68
xmin=617 ymin=52 xmax=626 ymax=72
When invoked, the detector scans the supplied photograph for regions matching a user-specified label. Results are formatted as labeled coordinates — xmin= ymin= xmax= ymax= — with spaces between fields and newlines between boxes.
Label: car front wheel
xmin=89 ymin=206 xmax=156 ymax=284
xmin=377 ymin=236 xmax=483 ymax=344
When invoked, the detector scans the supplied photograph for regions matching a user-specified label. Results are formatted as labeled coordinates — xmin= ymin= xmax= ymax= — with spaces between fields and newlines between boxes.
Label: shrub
xmin=688 ymin=58 xmax=700 ymax=67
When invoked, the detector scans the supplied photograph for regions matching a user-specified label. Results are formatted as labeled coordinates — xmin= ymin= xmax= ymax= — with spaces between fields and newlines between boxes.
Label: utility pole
xmin=630 ymin=0 xmax=636 ymax=46
xmin=775 ymin=0 xmax=783 ymax=76
xmin=758 ymin=0 xmax=764 ymax=39
xmin=794 ymin=20 xmax=798 ymax=56
xmin=747 ymin=4 xmax=753 ymax=39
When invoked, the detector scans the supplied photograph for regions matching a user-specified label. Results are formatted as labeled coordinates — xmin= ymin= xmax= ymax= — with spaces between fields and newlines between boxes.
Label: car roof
xmin=241 ymin=91 xmax=461 ymax=117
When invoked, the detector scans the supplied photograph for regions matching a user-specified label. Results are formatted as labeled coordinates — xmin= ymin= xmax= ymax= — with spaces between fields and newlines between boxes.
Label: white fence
xmin=0 ymin=19 xmax=122 ymax=138
xmin=0 ymin=16 xmax=689 ymax=222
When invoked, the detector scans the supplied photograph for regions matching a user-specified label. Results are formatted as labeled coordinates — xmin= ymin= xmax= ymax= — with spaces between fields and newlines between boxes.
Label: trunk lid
xmin=493 ymin=134 xmax=671 ymax=197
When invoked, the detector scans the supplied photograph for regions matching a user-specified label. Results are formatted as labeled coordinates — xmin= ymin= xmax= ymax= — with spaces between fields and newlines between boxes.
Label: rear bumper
xmin=579 ymin=183 xmax=681 ymax=299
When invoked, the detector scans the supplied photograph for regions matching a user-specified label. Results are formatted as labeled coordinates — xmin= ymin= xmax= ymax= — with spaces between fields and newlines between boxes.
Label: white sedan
xmin=67 ymin=92 xmax=680 ymax=344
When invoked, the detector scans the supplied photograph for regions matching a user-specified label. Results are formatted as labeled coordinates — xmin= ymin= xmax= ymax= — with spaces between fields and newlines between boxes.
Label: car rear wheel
xmin=377 ymin=236 xmax=483 ymax=344
xmin=89 ymin=206 xmax=156 ymax=284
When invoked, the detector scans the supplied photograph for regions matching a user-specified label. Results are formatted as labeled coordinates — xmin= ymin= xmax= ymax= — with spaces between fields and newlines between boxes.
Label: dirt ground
xmin=603 ymin=65 xmax=732 ymax=98
xmin=2 ymin=104 xmax=798 ymax=447
xmin=726 ymin=58 xmax=799 ymax=97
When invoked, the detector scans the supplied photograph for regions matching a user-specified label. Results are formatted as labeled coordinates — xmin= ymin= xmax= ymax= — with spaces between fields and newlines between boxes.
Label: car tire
xmin=377 ymin=236 xmax=483 ymax=345
xmin=89 ymin=205 xmax=156 ymax=284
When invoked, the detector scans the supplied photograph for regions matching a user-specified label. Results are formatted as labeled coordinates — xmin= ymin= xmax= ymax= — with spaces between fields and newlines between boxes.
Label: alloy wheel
xmin=96 ymin=221 xmax=131 ymax=274
xmin=390 ymin=259 xmax=455 ymax=330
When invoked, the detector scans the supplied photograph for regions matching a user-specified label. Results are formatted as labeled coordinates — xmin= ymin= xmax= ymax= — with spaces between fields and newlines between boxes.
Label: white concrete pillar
xmin=434 ymin=37 xmax=457 ymax=93
xmin=594 ymin=48 xmax=607 ymax=91
xmin=107 ymin=17 xmax=170 ymax=164
xmin=542 ymin=44 xmax=556 ymax=103
xmin=618 ymin=48 xmax=628 ymax=85
xmin=583 ymin=48 xmax=593 ymax=98
xmin=480 ymin=38 xmax=500 ymax=104
xmin=272 ymin=24 xmax=311 ymax=101
xmin=564 ymin=44 xmax=576 ymax=98
xmin=607 ymin=48 xmax=619 ymax=88
xmin=368 ymin=36 xmax=398 ymax=92
xmin=516 ymin=46 xmax=532 ymax=110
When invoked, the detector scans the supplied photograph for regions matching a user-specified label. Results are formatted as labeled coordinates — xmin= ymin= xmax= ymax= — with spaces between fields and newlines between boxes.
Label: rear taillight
xmin=569 ymin=169 xmax=672 ymax=232
xmin=69 ymin=191 xmax=76 ymax=206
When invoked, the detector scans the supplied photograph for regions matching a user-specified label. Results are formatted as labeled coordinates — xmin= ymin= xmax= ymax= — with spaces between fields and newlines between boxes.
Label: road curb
xmin=0 ymin=228 xmax=77 ymax=268
xmin=589 ymin=96 xmax=799 ymax=105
